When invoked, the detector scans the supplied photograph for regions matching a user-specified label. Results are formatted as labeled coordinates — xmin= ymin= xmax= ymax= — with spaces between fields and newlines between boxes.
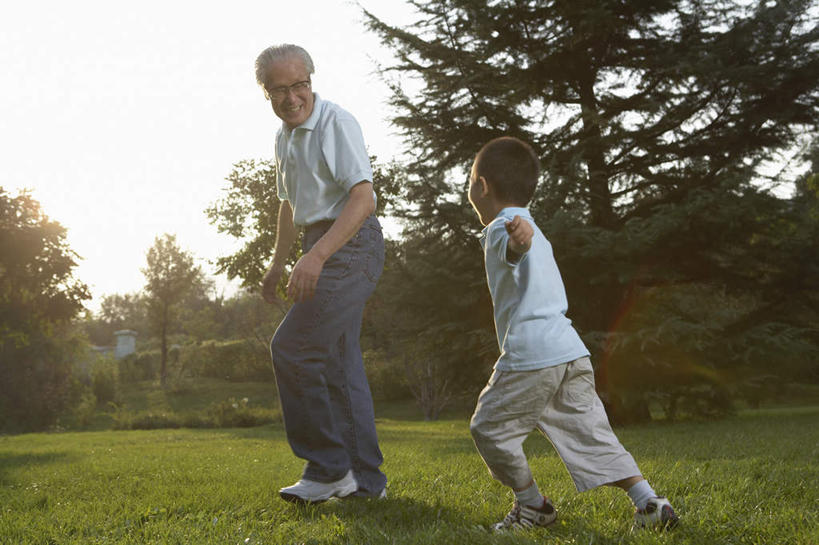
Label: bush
xmin=113 ymin=410 xmax=182 ymax=430
xmin=363 ymin=349 xmax=410 ymax=401
xmin=110 ymin=397 xmax=277 ymax=430
xmin=72 ymin=391 xmax=98 ymax=428
xmin=0 ymin=332 xmax=88 ymax=432
xmin=118 ymin=351 xmax=159 ymax=382
xmin=209 ymin=397 xmax=275 ymax=428
xmin=91 ymin=357 xmax=119 ymax=405
xmin=181 ymin=340 xmax=273 ymax=382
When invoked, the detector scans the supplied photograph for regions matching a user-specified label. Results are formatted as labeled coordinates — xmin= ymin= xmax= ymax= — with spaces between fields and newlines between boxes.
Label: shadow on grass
xmin=0 ymin=451 xmax=72 ymax=485
xmin=274 ymin=494 xmax=701 ymax=545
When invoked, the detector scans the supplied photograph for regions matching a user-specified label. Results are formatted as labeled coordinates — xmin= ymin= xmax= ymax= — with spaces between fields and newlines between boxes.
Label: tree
xmin=0 ymin=189 xmax=90 ymax=430
xmin=83 ymin=292 xmax=147 ymax=346
xmin=364 ymin=0 xmax=819 ymax=418
xmin=141 ymin=234 xmax=206 ymax=386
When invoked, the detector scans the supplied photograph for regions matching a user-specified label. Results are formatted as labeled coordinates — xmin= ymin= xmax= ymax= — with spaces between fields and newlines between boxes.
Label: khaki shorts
xmin=470 ymin=357 xmax=641 ymax=492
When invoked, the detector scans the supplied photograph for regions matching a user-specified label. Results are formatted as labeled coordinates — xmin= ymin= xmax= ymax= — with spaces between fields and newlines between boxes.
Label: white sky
xmin=1 ymin=0 xmax=417 ymax=311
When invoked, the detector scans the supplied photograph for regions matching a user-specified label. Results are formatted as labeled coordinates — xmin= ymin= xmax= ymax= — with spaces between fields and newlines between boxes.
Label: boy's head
xmin=468 ymin=136 xmax=539 ymax=225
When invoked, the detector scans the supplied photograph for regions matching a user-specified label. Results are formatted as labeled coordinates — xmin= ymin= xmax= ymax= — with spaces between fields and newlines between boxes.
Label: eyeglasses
xmin=266 ymin=80 xmax=311 ymax=100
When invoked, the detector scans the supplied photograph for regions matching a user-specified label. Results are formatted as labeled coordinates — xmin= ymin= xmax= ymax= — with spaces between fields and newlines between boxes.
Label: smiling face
xmin=264 ymin=54 xmax=314 ymax=128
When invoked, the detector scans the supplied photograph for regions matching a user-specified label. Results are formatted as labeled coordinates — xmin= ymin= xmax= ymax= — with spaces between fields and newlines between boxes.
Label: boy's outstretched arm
xmin=505 ymin=215 xmax=534 ymax=258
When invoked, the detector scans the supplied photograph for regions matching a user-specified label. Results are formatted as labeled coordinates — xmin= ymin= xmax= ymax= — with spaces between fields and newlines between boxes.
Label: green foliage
xmin=110 ymin=396 xmax=276 ymax=431
xmin=118 ymin=351 xmax=159 ymax=382
xmin=141 ymin=234 xmax=208 ymax=386
xmin=90 ymin=356 xmax=119 ymax=405
xmin=362 ymin=349 xmax=411 ymax=402
xmin=82 ymin=293 xmax=148 ymax=346
xmin=208 ymin=396 xmax=273 ymax=428
xmin=205 ymin=159 xmax=294 ymax=290
xmin=0 ymin=189 xmax=90 ymax=431
xmin=70 ymin=390 xmax=98 ymax=429
xmin=362 ymin=0 xmax=819 ymax=419
xmin=118 ymin=340 xmax=273 ymax=386
xmin=180 ymin=339 xmax=273 ymax=382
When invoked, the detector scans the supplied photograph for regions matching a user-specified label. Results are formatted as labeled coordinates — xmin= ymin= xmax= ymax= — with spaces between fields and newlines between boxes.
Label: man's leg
xmin=271 ymin=289 xmax=354 ymax=484
xmin=271 ymin=217 xmax=385 ymax=486
xmin=326 ymin=320 xmax=386 ymax=496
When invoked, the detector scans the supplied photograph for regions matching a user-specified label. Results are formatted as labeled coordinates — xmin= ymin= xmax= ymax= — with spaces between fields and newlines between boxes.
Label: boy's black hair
xmin=474 ymin=136 xmax=539 ymax=206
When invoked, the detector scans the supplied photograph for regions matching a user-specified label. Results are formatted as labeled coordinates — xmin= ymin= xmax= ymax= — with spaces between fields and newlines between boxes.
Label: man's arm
xmin=286 ymin=181 xmax=375 ymax=302
xmin=261 ymin=200 xmax=298 ymax=304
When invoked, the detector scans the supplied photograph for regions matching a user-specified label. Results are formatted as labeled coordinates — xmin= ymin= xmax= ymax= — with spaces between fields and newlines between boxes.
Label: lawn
xmin=1 ymin=405 xmax=817 ymax=544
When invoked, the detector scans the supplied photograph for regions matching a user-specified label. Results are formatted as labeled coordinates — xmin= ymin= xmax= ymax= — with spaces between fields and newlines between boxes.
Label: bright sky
xmin=1 ymin=0 xmax=416 ymax=311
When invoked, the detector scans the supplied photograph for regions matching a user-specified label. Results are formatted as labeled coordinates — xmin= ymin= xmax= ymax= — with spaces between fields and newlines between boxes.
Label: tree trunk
xmin=577 ymin=68 xmax=615 ymax=229
xmin=160 ymin=306 xmax=168 ymax=387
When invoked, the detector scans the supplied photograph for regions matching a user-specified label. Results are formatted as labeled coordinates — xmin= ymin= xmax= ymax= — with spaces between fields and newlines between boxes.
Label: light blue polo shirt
xmin=480 ymin=207 xmax=590 ymax=371
xmin=274 ymin=93 xmax=374 ymax=226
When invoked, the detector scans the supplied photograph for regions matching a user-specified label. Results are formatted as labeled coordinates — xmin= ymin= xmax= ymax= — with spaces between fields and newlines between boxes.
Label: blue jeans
xmin=270 ymin=215 xmax=386 ymax=495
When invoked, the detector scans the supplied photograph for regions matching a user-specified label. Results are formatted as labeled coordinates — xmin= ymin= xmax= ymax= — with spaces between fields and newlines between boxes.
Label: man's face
xmin=264 ymin=55 xmax=314 ymax=128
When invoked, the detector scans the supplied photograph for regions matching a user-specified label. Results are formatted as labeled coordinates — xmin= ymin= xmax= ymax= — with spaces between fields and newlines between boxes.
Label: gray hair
xmin=255 ymin=44 xmax=315 ymax=95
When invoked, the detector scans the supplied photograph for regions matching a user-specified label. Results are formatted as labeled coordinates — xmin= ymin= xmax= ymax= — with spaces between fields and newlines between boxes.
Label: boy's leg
xmin=470 ymin=368 xmax=562 ymax=529
xmin=536 ymin=357 xmax=678 ymax=529
xmin=470 ymin=369 xmax=556 ymax=490
xmin=535 ymin=357 xmax=641 ymax=492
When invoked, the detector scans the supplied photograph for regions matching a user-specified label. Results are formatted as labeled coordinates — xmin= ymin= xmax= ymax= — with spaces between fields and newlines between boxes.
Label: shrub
xmin=209 ymin=397 xmax=274 ymax=428
xmin=363 ymin=349 xmax=410 ymax=402
xmin=72 ymin=391 xmax=98 ymax=429
xmin=113 ymin=411 xmax=182 ymax=430
xmin=118 ymin=351 xmax=159 ymax=382
xmin=181 ymin=340 xmax=273 ymax=382
xmin=91 ymin=357 xmax=119 ymax=405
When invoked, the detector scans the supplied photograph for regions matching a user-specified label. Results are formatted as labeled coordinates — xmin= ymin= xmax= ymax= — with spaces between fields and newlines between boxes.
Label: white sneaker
xmin=633 ymin=496 xmax=679 ymax=530
xmin=279 ymin=470 xmax=358 ymax=504
xmin=492 ymin=498 xmax=557 ymax=531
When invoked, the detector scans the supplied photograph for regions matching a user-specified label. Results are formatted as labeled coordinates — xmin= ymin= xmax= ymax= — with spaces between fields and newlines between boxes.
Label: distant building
xmin=114 ymin=330 xmax=137 ymax=359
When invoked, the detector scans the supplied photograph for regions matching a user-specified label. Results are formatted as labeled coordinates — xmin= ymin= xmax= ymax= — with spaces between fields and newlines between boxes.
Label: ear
xmin=479 ymin=176 xmax=491 ymax=198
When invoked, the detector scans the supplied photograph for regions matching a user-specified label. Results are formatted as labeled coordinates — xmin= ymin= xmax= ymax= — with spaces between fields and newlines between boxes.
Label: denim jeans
xmin=270 ymin=215 xmax=386 ymax=496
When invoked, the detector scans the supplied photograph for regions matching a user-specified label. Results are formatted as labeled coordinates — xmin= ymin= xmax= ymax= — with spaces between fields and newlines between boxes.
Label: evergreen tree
xmin=364 ymin=0 xmax=819 ymax=418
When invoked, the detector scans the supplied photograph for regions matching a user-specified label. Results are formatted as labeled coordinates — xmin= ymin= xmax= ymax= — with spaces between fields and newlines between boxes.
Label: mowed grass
xmin=1 ymin=406 xmax=818 ymax=545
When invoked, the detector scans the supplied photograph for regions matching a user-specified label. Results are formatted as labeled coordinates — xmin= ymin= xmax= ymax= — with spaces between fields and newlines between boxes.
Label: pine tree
xmin=364 ymin=0 xmax=819 ymax=418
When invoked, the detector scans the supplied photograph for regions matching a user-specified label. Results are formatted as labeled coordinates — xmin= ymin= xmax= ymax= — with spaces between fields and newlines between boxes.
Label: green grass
xmin=1 ymin=406 xmax=818 ymax=544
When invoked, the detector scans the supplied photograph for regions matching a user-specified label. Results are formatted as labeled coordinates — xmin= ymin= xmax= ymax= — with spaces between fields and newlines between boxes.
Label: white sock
xmin=627 ymin=479 xmax=656 ymax=510
xmin=514 ymin=481 xmax=543 ymax=508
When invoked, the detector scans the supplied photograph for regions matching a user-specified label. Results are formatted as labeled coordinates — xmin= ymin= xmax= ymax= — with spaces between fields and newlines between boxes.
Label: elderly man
xmin=256 ymin=44 xmax=386 ymax=503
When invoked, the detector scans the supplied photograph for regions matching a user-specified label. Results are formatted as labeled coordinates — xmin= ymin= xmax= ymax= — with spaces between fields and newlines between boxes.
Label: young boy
xmin=467 ymin=136 xmax=678 ymax=531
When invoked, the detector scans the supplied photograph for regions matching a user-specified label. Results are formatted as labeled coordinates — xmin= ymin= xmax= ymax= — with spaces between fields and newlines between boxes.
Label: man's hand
xmin=505 ymin=215 xmax=534 ymax=255
xmin=286 ymin=250 xmax=325 ymax=302
xmin=261 ymin=264 xmax=285 ymax=304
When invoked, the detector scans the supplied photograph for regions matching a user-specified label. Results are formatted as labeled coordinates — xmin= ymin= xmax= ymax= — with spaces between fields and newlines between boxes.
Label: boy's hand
xmin=505 ymin=215 xmax=533 ymax=255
